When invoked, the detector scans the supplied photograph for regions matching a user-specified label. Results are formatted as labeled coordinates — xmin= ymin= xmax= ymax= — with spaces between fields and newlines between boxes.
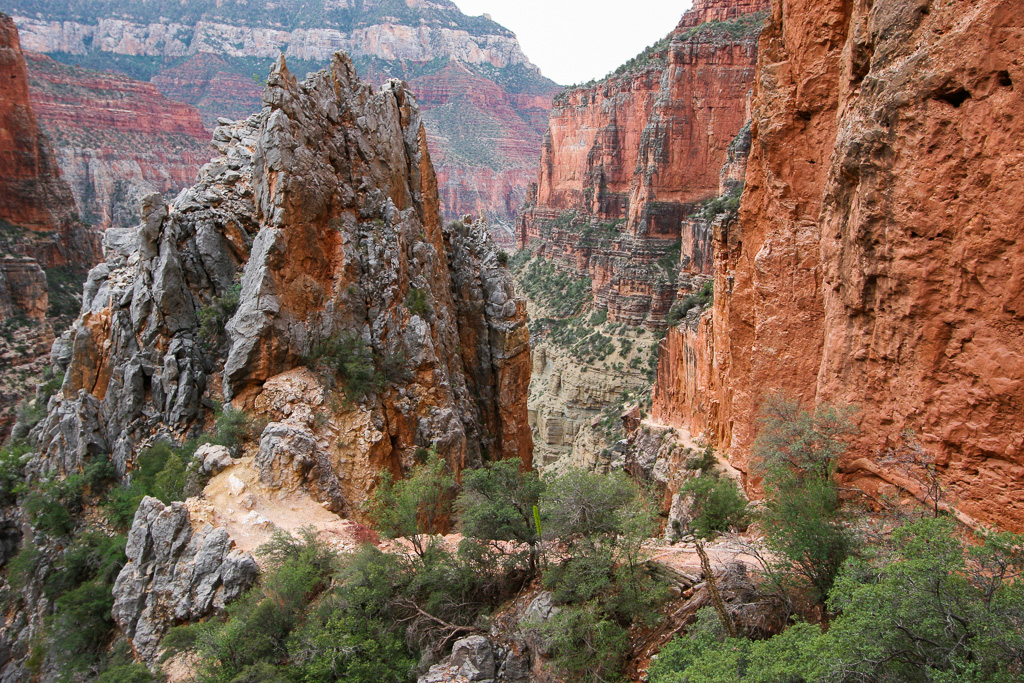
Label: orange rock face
xmin=517 ymin=0 xmax=767 ymax=328
xmin=653 ymin=0 xmax=1024 ymax=531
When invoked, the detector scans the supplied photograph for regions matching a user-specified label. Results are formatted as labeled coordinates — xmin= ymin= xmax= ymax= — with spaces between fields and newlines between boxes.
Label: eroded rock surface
xmin=111 ymin=497 xmax=258 ymax=662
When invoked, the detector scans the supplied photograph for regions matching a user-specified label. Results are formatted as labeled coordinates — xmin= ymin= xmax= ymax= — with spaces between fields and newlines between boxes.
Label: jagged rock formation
xmin=513 ymin=0 xmax=767 ymax=471
xmin=652 ymin=0 xmax=1024 ymax=531
xmin=40 ymin=48 xmax=531 ymax=494
xmin=111 ymin=497 xmax=259 ymax=662
xmin=3 ymin=46 xmax=532 ymax=673
xmin=23 ymin=51 xmax=211 ymax=231
xmin=7 ymin=0 xmax=559 ymax=227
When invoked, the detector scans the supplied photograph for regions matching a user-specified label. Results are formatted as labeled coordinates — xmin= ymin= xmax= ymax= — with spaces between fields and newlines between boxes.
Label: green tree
xmin=825 ymin=517 xmax=1024 ymax=681
xmin=754 ymin=393 xmax=857 ymax=602
xmin=456 ymin=458 xmax=544 ymax=573
xmin=365 ymin=449 xmax=454 ymax=558
xmin=681 ymin=472 xmax=748 ymax=540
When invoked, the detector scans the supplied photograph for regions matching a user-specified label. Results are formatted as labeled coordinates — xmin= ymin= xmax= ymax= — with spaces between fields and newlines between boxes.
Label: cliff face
xmin=518 ymin=0 xmax=766 ymax=327
xmin=0 ymin=11 xmax=102 ymax=441
xmin=7 ymin=0 xmax=559 ymax=227
xmin=514 ymin=0 xmax=766 ymax=470
xmin=0 ymin=13 xmax=86 ymax=258
xmin=653 ymin=0 xmax=1024 ymax=531
xmin=24 ymin=51 xmax=211 ymax=231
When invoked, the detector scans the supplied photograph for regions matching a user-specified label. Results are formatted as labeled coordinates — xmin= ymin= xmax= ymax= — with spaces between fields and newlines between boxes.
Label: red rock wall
xmin=0 ymin=13 xmax=76 ymax=235
xmin=25 ymin=52 xmax=211 ymax=230
xmin=518 ymin=0 xmax=767 ymax=327
xmin=653 ymin=0 xmax=1024 ymax=531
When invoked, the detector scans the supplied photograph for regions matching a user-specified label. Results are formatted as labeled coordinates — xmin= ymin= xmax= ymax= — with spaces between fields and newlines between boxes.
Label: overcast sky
xmin=452 ymin=0 xmax=693 ymax=86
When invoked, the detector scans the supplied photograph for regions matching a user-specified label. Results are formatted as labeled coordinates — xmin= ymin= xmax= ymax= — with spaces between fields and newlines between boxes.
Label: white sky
xmin=452 ymin=0 xmax=694 ymax=86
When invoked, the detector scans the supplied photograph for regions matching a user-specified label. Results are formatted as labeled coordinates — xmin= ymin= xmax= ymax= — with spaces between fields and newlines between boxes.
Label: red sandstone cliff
xmin=653 ymin=0 xmax=1024 ymax=531
xmin=25 ymin=52 xmax=211 ymax=231
xmin=518 ymin=0 xmax=767 ymax=327
xmin=0 ymin=13 xmax=77 ymax=240
xmin=0 ymin=13 xmax=101 ymax=434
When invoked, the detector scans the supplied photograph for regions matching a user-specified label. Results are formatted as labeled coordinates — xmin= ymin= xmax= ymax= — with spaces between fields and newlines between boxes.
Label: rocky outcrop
xmin=111 ymin=497 xmax=259 ymax=662
xmin=652 ymin=0 xmax=1024 ymax=531
xmin=34 ymin=48 xmax=531 ymax=496
xmin=7 ymin=0 xmax=559 ymax=227
xmin=24 ymin=51 xmax=211 ymax=231
xmin=0 ymin=258 xmax=47 ymax=323
xmin=9 ymin=46 xmax=531 ymax=671
xmin=514 ymin=0 xmax=766 ymax=471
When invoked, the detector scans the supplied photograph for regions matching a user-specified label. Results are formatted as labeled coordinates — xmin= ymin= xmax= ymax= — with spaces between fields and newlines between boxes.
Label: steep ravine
xmin=514 ymin=0 xmax=767 ymax=471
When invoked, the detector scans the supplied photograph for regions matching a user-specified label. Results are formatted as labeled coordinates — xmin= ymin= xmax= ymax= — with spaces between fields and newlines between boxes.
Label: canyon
xmin=515 ymin=0 xmax=767 ymax=470
xmin=24 ymin=51 xmax=211 ymax=231
xmin=0 ymin=12 xmax=99 ymax=434
xmin=4 ymin=0 xmax=560 ymax=231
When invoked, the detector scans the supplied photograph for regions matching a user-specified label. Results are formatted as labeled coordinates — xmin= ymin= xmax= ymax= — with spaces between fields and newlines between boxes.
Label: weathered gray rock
xmin=256 ymin=421 xmax=346 ymax=512
xmin=196 ymin=443 xmax=233 ymax=475
xmin=111 ymin=497 xmax=258 ymax=663
xmin=450 ymin=636 xmax=495 ymax=682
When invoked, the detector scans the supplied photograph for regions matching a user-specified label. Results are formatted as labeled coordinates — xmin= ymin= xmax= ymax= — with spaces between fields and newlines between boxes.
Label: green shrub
xmin=198 ymin=282 xmax=242 ymax=344
xmin=681 ymin=473 xmax=749 ymax=539
xmin=105 ymin=439 xmax=202 ymax=529
xmin=83 ymin=455 xmax=117 ymax=493
xmin=306 ymin=331 xmax=410 ymax=401
xmin=405 ymin=287 xmax=431 ymax=318
xmin=496 ymin=250 xmax=509 ymax=266
xmin=49 ymin=581 xmax=117 ymax=673
xmin=537 ymin=603 xmax=629 ymax=683
xmin=824 ymin=517 xmax=1024 ymax=682
xmin=6 ymin=543 xmax=41 ymax=595
xmin=0 ymin=441 xmax=30 ymax=506
xmin=754 ymin=394 xmax=858 ymax=601
xmin=457 ymin=458 xmax=544 ymax=573
xmin=44 ymin=532 xmax=126 ymax=601
xmin=685 ymin=445 xmax=717 ymax=472
xmin=589 ymin=308 xmax=608 ymax=325
xmin=366 ymin=449 xmax=454 ymax=558
xmin=650 ymin=518 xmax=1024 ymax=682
xmin=95 ymin=663 xmax=156 ymax=682
xmin=24 ymin=475 xmax=84 ymax=537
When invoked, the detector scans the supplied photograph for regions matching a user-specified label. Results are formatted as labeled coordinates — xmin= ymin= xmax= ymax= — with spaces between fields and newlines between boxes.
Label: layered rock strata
xmin=0 ymin=12 xmax=98 ymax=272
xmin=516 ymin=0 xmax=766 ymax=327
xmin=652 ymin=0 xmax=1024 ymax=531
xmin=7 ymin=0 xmax=559 ymax=227
xmin=0 ymin=12 xmax=101 ymax=433
xmin=24 ymin=51 xmax=211 ymax=231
